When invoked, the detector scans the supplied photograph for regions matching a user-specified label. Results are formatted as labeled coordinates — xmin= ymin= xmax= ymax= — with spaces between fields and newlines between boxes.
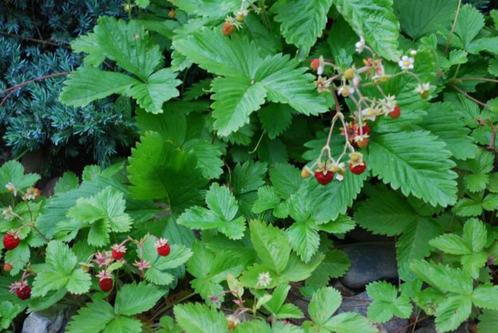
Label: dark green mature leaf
xmin=174 ymin=303 xmax=228 ymax=333
xmin=114 ymin=283 xmax=164 ymax=316
xmin=334 ymin=0 xmax=401 ymax=61
xmin=250 ymin=220 xmax=290 ymax=274
xmin=66 ymin=300 xmax=115 ymax=333
xmin=369 ymin=131 xmax=457 ymax=207
xmin=271 ymin=0 xmax=333 ymax=54
xmin=128 ymin=132 xmax=207 ymax=211
xmin=394 ymin=0 xmax=458 ymax=39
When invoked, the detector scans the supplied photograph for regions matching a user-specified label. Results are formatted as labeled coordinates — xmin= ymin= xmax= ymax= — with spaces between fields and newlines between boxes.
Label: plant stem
xmin=445 ymin=0 xmax=462 ymax=54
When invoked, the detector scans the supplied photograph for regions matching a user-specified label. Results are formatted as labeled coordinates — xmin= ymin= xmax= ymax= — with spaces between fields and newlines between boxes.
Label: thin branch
xmin=459 ymin=77 xmax=498 ymax=83
xmin=0 ymin=72 xmax=68 ymax=107
xmin=445 ymin=0 xmax=462 ymax=54
xmin=451 ymin=85 xmax=487 ymax=108
xmin=0 ymin=31 xmax=69 ymax=47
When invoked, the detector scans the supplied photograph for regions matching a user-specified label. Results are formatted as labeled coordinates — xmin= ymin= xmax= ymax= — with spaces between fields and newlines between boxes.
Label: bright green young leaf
xmin=308 ymin=287 xmax=342 ymax=326
xmin=410 ymin=260 xmax=473 ymax=294
xmin=250 ymin=220 xmax=290 ymax=274
xmin=334 ymin=0 xmax=401 ymax=61
xmin=105 ymin=316 xmax=142 ymax=333
xmin=478 ymin=310 xmax=498 ymax=333
xmin=429 ymin=234 xmax=471 ymax=255
xmin=271 ymin=0 xmax=333 ymax=54
xmin=366 ymin=281 xmax=412 ymax=323
xmin=435 ymin=295 xmax=472 ymax=333
xmin=472 ymin=285 xmax=498 ymax=310
xmin=174 ymin=303 xmax=228 ymax=333
xmin=0 ymin=160 xmax=40 ymax=195
xmin=324 ymin=312 xmax=378 ymax=333
xmin=462 ymin=218 xmax=488 ymax=252
xmin=32 ymin=241 xmax=91 ymax=297
xmin=369 ymin=131 xmax=457 ymax=207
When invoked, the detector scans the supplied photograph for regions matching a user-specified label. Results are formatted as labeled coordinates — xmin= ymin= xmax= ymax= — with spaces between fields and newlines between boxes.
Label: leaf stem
xmin=445 ymin=0 xmax=462 ymax=54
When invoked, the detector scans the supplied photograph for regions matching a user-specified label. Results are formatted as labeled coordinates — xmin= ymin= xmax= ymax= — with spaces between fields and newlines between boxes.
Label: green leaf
xmin=286 ymin=222 xmax=320 ymax=263
xmin=250 ymin=221 xmax=291 ymax=274
xmin=271 ymin=0 xmax=333 ymax=53
xmin=252 ymin=186 xmax=281 ymax=213
xmin=114 ymin=283 xmax=164 ymax=316
xmin=54 ymin=172 xmax=79 ymax=194
xmin=183 ymin=139 xmax=224 ymax=179
xmin=369 ymin=131 xmax=457 ymax=207
xmin=128 ymin=132 xmax=207 ymax=211
xmin=135 ymin=0 xmax=150 ymax=8
xmin=173 ymin=29 xmax=328 ymax=136
xmin=174 ymin=303 xmax=228 ymax=333
xmin=258 ymin=104 xmax=293 ymax=139
xmin=463 ymin=218 xmax=488 ymax=252
xmin=453 ymin=197 xmax=483 ymax=217
xmin=478 ymin=310 xmax=498 ymax=333
xmin=355 ymin=187 xmax=416 ymax=236
xmin=127 ymin=69 xmax=181 ymax=114
xmin=410 ymin=260 xmax=473 ymax=294
xmin=419 ymin=103 xmax=476 ymax=160
xmin=324 ymin=312 xmax=377 ymax=333
xmin=211 ymin=76 xmax=267 ymax=136
xmin=178 ymin=184 xmax=246 ymax=240
xmin=32 ymin=241 xmax=91 ymax=297
xmin=0 ymin=160 xmax=40 ymax=194
xmin=308 ymin=287 xmax=342 ymax=326
xmin=455 ymin=4 xmax=485 ymax=49
xmin=304 ymin=249 xmax=350 ymax=294
xmin=394 ymin=0 xmax=457 ymax=39
xmin=173 ymin=0 xmax=240 ymax=19
xmin=105 ymin=316 xmax=142 ymax=333
xmin=66 ymin=299 xmax=115 ymax=333
xmin=472 ymin=285 xmax=498 ymax=310
xmin=366 ymin=282 xmax=412 ymax=323
xmin=435 ymin=295 xmax=472 ymax=333
xmin=429 ymin=234 xmax=471 ymax=255
xmin=334 ymin=0 xmax=401 ymax=61
xmin=60 ymin=67 xmax=137 ymax=107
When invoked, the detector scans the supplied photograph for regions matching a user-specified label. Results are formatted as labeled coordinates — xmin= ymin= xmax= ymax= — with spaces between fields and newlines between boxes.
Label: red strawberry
xmin=3 ymin=263 xmax=12 ymax=272
xmin=357 ymin=123 xmax=370 ymax=135
xmin=310 ymin=58 xmax=321 ymax=71
xmin=349 ymin=163 xmax=366 ymax=175
xmin=16 ymin=285 xmax=31 ymax=300
xmin=222 ymin=22 xmax=235 ymax=36
xmin=99 ymin=277 xmax=113 ymax=292
xmin=314 ymin=171 xmax=334 ymax=185
xmin=390 ymin=105 xmax=400 ymax=119
xmin=155 ymin=238 xmax=171 ymax=256
xmin=3 ymin=232 xmax=20 ymax=250
xmin=111 ymin=244 xmax=126 ymax=260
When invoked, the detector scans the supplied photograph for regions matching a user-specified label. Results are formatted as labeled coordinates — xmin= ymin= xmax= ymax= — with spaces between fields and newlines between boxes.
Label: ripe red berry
xmin=349 ymin=163 xmax=366 ymax=175
xmin=222 ymin=22 xmax=235 ymax=36
xmin=314 ymin=171 xmax=334 ymax=185
xmin=390 ymin=105 xmax=400 ymax=119
xmin=3 ymin=233 xmax=20 ymax=250
xmin=3 ymin=263 xmax=12 ymax=272
xmin=157 ymin=243 xmax=171 ymax=256
xmin=16 ymin=285 xmax=31 ymax=300
xmin=99 ymin=277 xmax=113 ymax=292
xmin=111 ymin=249 xmax=124 ymax=260
xmin=310 ymin=58 xmax=321 ymax=71
xmin=357 ymin=123 xmax=370 ymax=135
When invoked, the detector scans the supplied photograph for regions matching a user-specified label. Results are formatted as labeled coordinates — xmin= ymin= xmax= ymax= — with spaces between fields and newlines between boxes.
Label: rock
xmin=22 ymin=311 xmax=66 ymax=333
xmin=340 ymin=242 xmax=398 ymax=289
xmin=414 ymin=321 xmax=469 ymax=333
xmin=337 ymin=292 xmax=408 ymax=333
xmin=348 ymin=227 xmax=393 ymax=242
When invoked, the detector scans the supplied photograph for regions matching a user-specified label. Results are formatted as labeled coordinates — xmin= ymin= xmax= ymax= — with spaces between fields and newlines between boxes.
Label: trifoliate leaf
xmin=174 ymin=303 xmax=228 ymax=333
xmin=271 ymin=0 xmax=333 ymax=54
xmin=334 ymin=0 xmax=401 ymax=61
xmin=366 ymin=281 xmax=412 ymax=323
xmin=114 ymin=283 xmax=165 ymax=316
xmin=32 ymin=241 xmax=91 ymax=298
xmin=178 ymin=184 xmax=246 ymax=240
xmin=369 ymin=131 xmax=457 ymax=207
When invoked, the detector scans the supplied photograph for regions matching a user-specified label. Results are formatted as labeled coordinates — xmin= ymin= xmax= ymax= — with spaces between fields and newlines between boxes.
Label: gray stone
xmin=337 ymin=291 xmax=408 ymax=333
xmin=22 ymin=311 xmax=66 ymax=333
xmin=340 ymin=242 xmax=398 ymax=289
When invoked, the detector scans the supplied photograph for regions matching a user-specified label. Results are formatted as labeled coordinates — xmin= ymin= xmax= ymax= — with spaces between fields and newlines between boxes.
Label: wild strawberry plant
xmin=1 ymin=0 xmax=498 ymax=332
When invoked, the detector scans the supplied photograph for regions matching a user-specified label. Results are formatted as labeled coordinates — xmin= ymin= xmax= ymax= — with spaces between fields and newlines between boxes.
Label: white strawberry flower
xmin=398 ymin=55 xmax=415 ymax=70
xmin=415 ymin=83 xmax=431 ymax=95
xmin=355 ymin=36 xmax=366 ymax=53
xmin=256 ymin=271 xmax=272 ymax=288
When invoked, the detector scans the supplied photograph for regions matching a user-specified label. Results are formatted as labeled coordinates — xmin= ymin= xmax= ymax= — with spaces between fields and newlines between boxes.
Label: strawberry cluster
xmin=302 ymin=37 xmax=428 ymax=186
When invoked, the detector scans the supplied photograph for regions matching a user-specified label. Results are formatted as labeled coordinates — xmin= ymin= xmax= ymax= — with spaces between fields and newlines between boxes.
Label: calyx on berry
xmin=314 ymin=162 xmax=335 ymax=185
xmin=349 ymin=152 xmax=366 ymax=175
xmin=3 ymin=231 xmax=20 ymax=250
xmin=111 ymin=243 xmax=126 ymax=260
xmin=97 ymin=271 xmax=113 ymax=292
xmin=155 ymin=238 xmax=171 ymax=256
